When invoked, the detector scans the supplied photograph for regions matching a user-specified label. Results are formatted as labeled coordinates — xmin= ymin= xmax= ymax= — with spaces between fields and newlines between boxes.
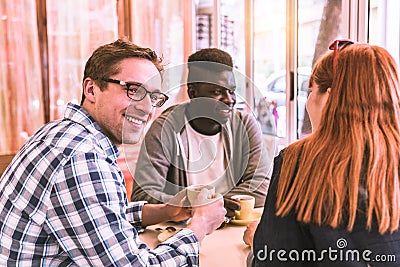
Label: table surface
xmin=139 ymin=220 xmax=253 ymax=266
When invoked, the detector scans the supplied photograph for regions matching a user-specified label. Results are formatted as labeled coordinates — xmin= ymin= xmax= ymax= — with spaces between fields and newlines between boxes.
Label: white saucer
xmin=230 ymin=210 xmax=262 ymax=226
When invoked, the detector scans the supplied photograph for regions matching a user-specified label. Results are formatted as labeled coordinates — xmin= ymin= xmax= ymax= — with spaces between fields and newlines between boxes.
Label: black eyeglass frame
xmin=328 ymin=39 xmax=355 ymax=72
xmin=101 ymin=78 xmax=169 ymax=107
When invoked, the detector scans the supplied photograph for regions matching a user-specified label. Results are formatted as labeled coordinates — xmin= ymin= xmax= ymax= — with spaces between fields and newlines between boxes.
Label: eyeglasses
xmin=101 ymin=78 xmax=169 ymax=108
xmin=329 ymin=39 xmax=355 ymax=72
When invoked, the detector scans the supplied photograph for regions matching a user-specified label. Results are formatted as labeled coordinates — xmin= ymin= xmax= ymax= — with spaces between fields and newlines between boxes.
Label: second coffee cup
xmin=231 ymin=194 xmax=255 ymax=220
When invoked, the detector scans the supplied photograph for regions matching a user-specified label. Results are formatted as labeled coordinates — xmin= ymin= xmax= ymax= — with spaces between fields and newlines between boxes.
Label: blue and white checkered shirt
xmin=0 ymin=103 xmax=199 ymax=266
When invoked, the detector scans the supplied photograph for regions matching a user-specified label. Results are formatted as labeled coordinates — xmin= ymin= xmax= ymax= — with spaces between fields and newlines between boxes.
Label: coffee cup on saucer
xmin=231 ymin=195 xmax=255 ymax=220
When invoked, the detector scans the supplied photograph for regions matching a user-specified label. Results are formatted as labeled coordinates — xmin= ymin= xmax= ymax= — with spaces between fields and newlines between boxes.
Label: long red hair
xmin=276 ymin=44 xmax=400 ymax=234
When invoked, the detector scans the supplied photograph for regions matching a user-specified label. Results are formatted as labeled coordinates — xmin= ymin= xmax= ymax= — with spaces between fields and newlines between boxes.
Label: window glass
xmin=253 ymin=0 xmax=286 ymax=140
xmin=195 ymin=0 xmax=246 ymax=106
xmin=298 ymin=0 xmax=346 ymax=138
xmin=368 ymin=0 xmax=399 ymax=65
xmin=254 ymin=0 xmax=347 ymax=149
xmin=220 ymin=0 xmax=246 ymax=101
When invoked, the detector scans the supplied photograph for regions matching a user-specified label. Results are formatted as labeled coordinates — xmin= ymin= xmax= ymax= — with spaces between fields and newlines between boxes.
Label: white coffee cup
xmin=231 ymin=195 xmax=255 ymax=220
xmin=186 ymin=184 xmax=215 ymax=206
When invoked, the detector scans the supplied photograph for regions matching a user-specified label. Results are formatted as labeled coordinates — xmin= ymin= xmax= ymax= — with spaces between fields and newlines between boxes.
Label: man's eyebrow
xmin=223 ymin=85 xmax=236 ymax=90
xmin=126 ymin=81 xmax=162 ymax=92
xmin=125 ymin=80 xmax=143 ymax=86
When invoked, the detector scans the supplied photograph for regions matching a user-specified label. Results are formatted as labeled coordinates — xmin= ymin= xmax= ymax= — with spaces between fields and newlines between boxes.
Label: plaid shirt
xmin=0 ymin=103 xmax=199 ymax=266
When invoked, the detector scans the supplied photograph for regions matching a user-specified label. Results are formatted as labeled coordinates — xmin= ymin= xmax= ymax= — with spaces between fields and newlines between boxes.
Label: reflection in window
xmin=253 ymin=0 xmax=286 ymax=140
xmin=196 ymin=14 xmax=212 ymax=49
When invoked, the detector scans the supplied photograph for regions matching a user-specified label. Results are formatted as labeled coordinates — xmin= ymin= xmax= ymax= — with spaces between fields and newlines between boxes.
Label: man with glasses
xmin=132 ymin=48 xmax=270 ymax=219
xmin=0 ymin=38 xmax=226 ymax=266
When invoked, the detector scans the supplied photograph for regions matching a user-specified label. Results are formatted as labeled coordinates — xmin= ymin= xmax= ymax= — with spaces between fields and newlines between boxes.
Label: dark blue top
xmin=252 ymin=150 xmax=400 ymax=266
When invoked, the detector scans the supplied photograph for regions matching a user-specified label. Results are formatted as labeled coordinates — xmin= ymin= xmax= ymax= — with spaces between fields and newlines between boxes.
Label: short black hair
xmin=187 ymin=48 xmax=233 ymax=85
xmin=188 ymin=48 xmax=233 ymax=67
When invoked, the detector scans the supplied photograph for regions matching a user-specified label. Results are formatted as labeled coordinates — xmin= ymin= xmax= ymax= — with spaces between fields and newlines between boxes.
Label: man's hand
xmin=164 ymin=204 xmax=192 ymax=222
xmin=165 ymin=189 xmax=192 ymax=222
xmin=223 ymin=196 xmax=241 ymax=218
xmin=142 ymin=189 xmax=192 ymax=226
xmin=187 ymin=189 xmax=226 ymax=241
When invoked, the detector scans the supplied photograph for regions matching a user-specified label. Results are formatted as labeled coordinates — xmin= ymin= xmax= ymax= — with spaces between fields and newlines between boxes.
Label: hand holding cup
xmin=165 ymin=189 xmax=193 ymax=222
xmin=186 ymin=184 xmax=215 ymax=206
xmin=186 ymin=188 xmax=226 ymax=241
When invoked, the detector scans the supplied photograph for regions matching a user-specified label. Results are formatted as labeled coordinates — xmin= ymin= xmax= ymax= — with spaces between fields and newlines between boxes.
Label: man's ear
xmin=187 ymin=84 xmax=197 ymax=99
xmin=83 ymin=78 xmax=97 ymax=103
xmin=327 ymin=87 xmax=331 ymax=94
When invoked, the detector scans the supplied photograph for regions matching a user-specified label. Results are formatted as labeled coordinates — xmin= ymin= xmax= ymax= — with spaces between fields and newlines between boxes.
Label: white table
xmin=139 ymin=221 xmax=252 ymax=266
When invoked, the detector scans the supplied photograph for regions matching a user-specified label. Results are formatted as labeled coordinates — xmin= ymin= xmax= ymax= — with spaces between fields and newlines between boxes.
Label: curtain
xmin=0 ymin=0 xmax=118 ymax=153
xmin=0 ymin=0 xmax=44 ymax=153
xmin=46 ymin=0 xmax=118 ymax=120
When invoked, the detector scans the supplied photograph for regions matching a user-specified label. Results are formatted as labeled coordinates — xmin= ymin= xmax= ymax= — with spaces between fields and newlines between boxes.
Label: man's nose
xmin=221 ymin=90 xmax=235 ymax=105
xmin=135 ymin=93 xmax=153 ymax=114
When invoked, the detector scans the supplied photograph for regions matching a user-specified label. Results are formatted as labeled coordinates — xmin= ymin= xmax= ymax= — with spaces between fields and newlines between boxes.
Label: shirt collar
xmin=64 ymin=102 xmax=119 ymax=160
